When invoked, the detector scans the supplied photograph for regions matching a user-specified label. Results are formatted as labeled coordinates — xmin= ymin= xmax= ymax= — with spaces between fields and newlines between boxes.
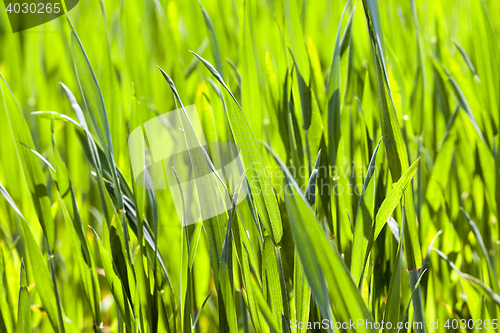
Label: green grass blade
xmin=69 ymin=20 xmax=125 ymax=220
xmin=59 ymin=82 xmax=89 ymax=130
xmin=31 ymin=110 xmax=82 ymax=128
xmin=262 ymin=236 xmax=284 ymax=332
xmin=218 ymin=172 xmax=247 ymax=333
xmin=70 ymin=31 xmax=115 ymax=167
xmin=469 ymin=0 xmax=499 ymax=128
xmin=382 ymin=207 xmax=404 ymax=333
xmin=326 ymin=2 xmax=348 ymax=166
xmin=293 ymin=251 xmax=310 ymax=333
xmin=462 ymin=273 xmax=500 ymax=307
xmin=250 ymin=276 xmax=279 ymax=333
xmin=92 ymin=229 xmax=133 ymax=331
xmin=424 ymin=113 xmax=457 ymax=212
xmin=285 ymin=0 xmax=310 ymax=83
xmin=158 ymin=66 xmax=225 ymax=275
xmin=0 ymin=248 xmax=13 ymax=333
xmin=430 ymin=55 xmax=486 ymax=144
xmin=263 ymin=141 xmax=374 ymax=331
xmin=192 ymin=290 xmax=214 ymax=330
xmin=452 ymin=39 xmax=480 ymax=83
xmin=191 ymin=52 xmax=283 ymax=244
xmin=461 ymin=208 xmax=500 ymax=294
xmin=62 ymin=82 xmax=174 ymax=296
xmin=241 ymin=1 xmax=264 ymax=139
xmin=284 ymin=181 xmax=374 ymax=332
xmin=361 ymin=0 xmax=422 ymax=272
xmin=356 ymin=158 xmax=420 ymax=291
xmin=0 ymin=71 xmax=55 ymax=252
xmin=199 ymin=0 xmax=225 ymax=78
xmin=304 ymin=149 xmax=321 ymax=206
xmin=185 ymin=38 xmax=209 ymax=78
xmin=0 ymin=182 xmax=61 ymax=331
xmin=374 ymin=158 xmax=419 ymax=238
xmin=431 ymin=248 xmax=493 ymax=322
xmin=351 ymin=137 xmax=382 ymax=284
xmin=339 ymin=5 xmax=357 ymax=58
xmin=17 ymin=259 xmax=31 ymax=333
xmin=398 ymin=269 xmax=428 ymax=333
xmin=173 ymin=166 xmax=192 ymax=333
xmin=20 ymin=143 xmax=55 ymax=173
xmin=290 ymin=51 xmax=312 ymax=132
xmin=50 ymin=125 xmax=102 ymax=328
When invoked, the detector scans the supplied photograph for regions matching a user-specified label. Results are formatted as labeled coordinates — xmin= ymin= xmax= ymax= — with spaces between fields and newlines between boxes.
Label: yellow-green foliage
xmin=0 ymin=0 xmax=499 ymax=332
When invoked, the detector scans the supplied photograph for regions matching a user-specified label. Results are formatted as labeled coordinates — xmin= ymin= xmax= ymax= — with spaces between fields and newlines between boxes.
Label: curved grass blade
xmin=158 ymin=66 xmax=225 ymax=277
xmin=462 ymin=273 xmax=500 ymax=307
xmin=452 ymin=39 xmax=480 ymax=83
xmin=304 ymin=149 xmax=321 ymax=206
xmin=192 ymin=289 xmax=214 ymax=330
xmin=68 ymin=19 xmax=126 ymax=241
xmin=158 ymin=67 xmax=237 ymax=331
xmin=59 ymin=82 xmax=88 ymax=130
xmin=70 ymin=30 xmax=115 ymax=168
xmin=461 ymin=208 xmax=500 ymax=294
xmin=398 ymin=269 xmax=428 ymax=333
xmin=68 ymin=18 xmax=135 ymax=278
xmin=284 ymin=180 xmax=375 ymax=332
xmin=20 ymin=143 xmax=56 ymax=173
xmin=469 ymin=0 xmax=499 ymax=128
xmin=190 ymin=52 xmax=283 ymax=244
xmin=361 ymin=5 xmax=426 ymax=326
xmin=61 ymin=83 xmax=174 ymax=292
xmin=421 ymin=230 xmax=443 ymax=272
xmin=0 ymin=71 xmax=55 ymax=252
xmin=31 ymin=111 xmax=82 ymax=128
xmin=361 ymin=0 xmax=422 ymax=272
xmin=430 ymin=55 xmax=486 ymax=144
xmin=431 ymin=248 xmax=495 ymax=320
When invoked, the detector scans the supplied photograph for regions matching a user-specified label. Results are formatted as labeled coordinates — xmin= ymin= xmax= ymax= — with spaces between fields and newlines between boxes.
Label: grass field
xmin=0 ymin=0 xmax=500 ymax=332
